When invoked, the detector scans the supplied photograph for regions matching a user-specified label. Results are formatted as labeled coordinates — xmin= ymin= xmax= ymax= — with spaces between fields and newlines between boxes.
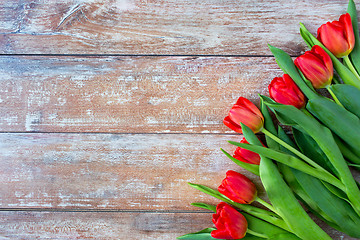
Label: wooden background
xmin=0 ymin=0 xmax=359 ymax=239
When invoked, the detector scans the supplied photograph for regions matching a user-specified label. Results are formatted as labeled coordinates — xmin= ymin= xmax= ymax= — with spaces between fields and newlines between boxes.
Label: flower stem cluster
xmin=180 ymin=1 xmax=360 ymax=240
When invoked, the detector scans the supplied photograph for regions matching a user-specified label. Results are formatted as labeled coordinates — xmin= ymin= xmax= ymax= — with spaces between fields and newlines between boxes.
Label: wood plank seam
xmin=0 ymin=209 xmax=212 ymax=213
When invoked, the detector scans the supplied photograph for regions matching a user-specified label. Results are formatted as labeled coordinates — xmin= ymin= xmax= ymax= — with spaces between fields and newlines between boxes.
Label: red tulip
xmin=211 ymin=202 xmax=248 ymax=239
xmin=218 ymin=170 xmax=257 ymax=204
xmin=223 ymin=97 xmax=264 ymax=133
xmin=294 ymin=45 xmax=333 ymax=88
xmin=317 ymin=13 xmax=355 ymax=58
xmin=233 ymin=137 xmax=264 ymax=165
xmin=268 ymin=74 xmax=307 ymax=109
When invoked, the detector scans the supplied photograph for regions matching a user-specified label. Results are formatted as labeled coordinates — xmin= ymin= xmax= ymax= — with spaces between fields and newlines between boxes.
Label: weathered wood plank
xmin=0 ymin=211 xmax=356 ymax=240
xmin=0 ymin=0 xmax=356 ymax=55
xmin=0 ymin=133 xmax=268 ymax=209
xmin=0 ymin=211 xmax=213 ymax=239
xmin=0 ymin=56 xmax=282 ymax=133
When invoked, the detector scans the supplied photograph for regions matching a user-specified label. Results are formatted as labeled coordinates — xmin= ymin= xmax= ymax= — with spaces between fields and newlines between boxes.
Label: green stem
xmin=326 ymin=86 xmax=344 ymax=107
xmin=344 ymin=55 xmax=360 ymax=81
xmin=261 ymin=128 xmax=329 ymax=173
xmin=230 ymin=141 xmax=346 ymax=192
xmin=300 ymin=108 xmax=313 ymax=117
xmin=247 ymin=229 xmax=268 ymax=239
xmin=333 ymin=74 xmax=341 ymax=84
xmin=255 ymin=197 xmax=277 ymax=214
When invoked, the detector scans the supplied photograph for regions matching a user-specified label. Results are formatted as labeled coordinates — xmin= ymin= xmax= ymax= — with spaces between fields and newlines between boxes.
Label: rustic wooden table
xmin=0 ymin=0 xmax=359 ymax=239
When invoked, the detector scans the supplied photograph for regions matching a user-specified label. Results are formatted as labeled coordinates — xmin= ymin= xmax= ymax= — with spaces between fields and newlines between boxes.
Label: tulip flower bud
xmin=268 ymin=74 xmax=307 ymax=109
xmin=317 ymin=13 xmax=355 ymax=58
xmin=294 ymin=45 xmax=333 ymax=89
xmin=233 ymin=137 xmax=264 ymax=165
xmin=218 ymin=170 xmax=257 ymax=204
xmin=223 ymin=97 xmax=264 ymax=133
xmin=211 ymin=202 xmax=248 ymax=239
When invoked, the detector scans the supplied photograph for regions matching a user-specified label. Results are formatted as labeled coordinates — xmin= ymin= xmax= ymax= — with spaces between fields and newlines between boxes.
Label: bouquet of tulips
xmin=178 ymin=1 xmax=360 ymax=240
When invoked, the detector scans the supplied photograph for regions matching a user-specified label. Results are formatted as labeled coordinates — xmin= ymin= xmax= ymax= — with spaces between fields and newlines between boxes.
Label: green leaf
xmin=241 ymin=234 xmax=267 ymax=240
xmin=348 ymin=0 xmax=360 ymax=75
xmin=177 ymin=228 xmax=218 ymax=240
xmin=268 ymin=233 xmax=304 ymax=240
xmin=260 ymin=98 xmax=280 ymax=150
xmin=307 ymin=97 xmax=360 ymax=157
xmin=292 ymin=127 xmax=337 ymax=175
xmin=221 ymin=148 xmax=259 ymax=176
xmin=262 ymin=95 xmax=360 ymax=216
xmin=191 ymin=203 xmax=216 ymax=212
xmin=277 ymin=126 xmax=297 ymax=149
xmin=300 ymin=26 xmax=313 ymax=49
xmin=241 ymin=124 xmax=332 ymax=240
xmin=188 ymin=183 xmax=225 ymax=200
xmin=329 ymin=84 xmax=360 ymax=119
xmin=260 ymin=96 xmax=298 ymax=126
xmin=333 ymin=135 xmax=360 ymax=165
xmin=274 ymin=128 xmax=360 ymax=236
xmin=294 ymin=173 xmax=360 ymax=238
xmin=276 ymin=127 xmax=327 ymax=216
xmin=228 ymin=141 xmax=344 ymax=191
xmin=321 ymin=181 xmax=349 ymax=203
xmin=278 ymin=164 xmax=326 ymax=215
xmin=259 ymin=155 xmax=331 ymax=240
xmin=243 ymin=213 xmax=300 ymax=240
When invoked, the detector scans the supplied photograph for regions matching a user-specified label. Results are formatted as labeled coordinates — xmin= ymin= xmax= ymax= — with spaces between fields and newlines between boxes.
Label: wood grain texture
xmin=0 ymin=132 xmax=269 ymax=209
xmin=2 ymin=0 xmax=360 ymax=239
xmin=0 ymin=0 xmax=357 ymax=55
xmin=0 ymin=211 xmax=357 ymax=240
xmin=0 ymin=211 xmax=214 ymax=240
xmin=0 ymin=55 xmax=282 ymax=133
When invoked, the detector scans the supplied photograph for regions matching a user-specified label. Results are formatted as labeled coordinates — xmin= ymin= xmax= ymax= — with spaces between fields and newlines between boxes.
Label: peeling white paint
xmin=25 ymin=112 xmax=41 ymax=131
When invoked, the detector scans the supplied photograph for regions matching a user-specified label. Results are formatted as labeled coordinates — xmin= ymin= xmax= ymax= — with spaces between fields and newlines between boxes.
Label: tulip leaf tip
xmin=268 ymin=44 xmax=275 ymax=50
xmin=228 ymin=140 xmax=239 ymax=146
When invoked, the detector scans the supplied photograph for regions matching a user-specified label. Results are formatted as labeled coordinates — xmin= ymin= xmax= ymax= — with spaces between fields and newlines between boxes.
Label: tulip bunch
xmin=179 ymin=0 xmax=360 ymax=240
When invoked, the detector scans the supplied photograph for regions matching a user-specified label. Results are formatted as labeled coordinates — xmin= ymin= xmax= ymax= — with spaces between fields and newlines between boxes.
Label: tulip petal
xmin=234 ymin=146 xmax=261 ymax=165
xmin=320 ymin=23 xmax=349 ymax=57
xmin=221 ymin=148 xmax=260 ymax=176
xmin=228 ymin=106 xmax=263 ymax=132
xmin=236 ymin=97 xmax=263 ymax=118
xmin=317 ymin=13 xmax=354 ymax=58
xmin=219 ymin=170 xmax=257 ymax=204
xmin=340 ymin=13 xmax=355 ymax=51
xmin=294 ymin=46 xmax=333 ymax=88
xmin=223 ymin=116 xmax=242 ymax=133
xmin=268 ymin=74 xmax=307 ymax=108
xmin=232 ymin=138 xmax=263 ymax=165
xmin=224 ymin=97 xmax=264 ymax=133
xmin=211 ymin=202 xmax=248 ymax=239
xmin=312 ymin=45 xmax=333 ymax=74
